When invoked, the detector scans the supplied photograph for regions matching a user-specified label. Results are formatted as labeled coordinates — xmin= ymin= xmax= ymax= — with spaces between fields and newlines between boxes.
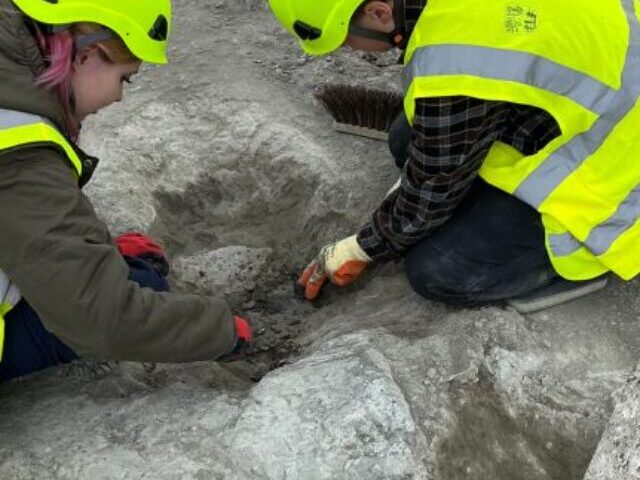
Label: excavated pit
xmin=2 ymin=2 xmax=640 ymax=479
xmin=437 ymin=372 xmax=603 ymax=480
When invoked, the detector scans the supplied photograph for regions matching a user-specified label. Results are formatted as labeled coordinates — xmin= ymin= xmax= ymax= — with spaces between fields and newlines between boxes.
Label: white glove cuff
xmin=345 ymin=235 xmax=372 ymax=263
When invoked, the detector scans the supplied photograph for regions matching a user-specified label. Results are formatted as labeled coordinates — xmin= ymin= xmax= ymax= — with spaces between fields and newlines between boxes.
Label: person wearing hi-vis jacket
xmin=269 ymin=0 xmax=637 ymax=312
xmin=0 ymin=0 xmax=251 ymax=382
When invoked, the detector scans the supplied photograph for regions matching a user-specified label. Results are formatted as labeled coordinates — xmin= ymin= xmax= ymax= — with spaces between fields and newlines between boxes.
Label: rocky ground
xmin=1 ymin=1 xmax=639 ymax=479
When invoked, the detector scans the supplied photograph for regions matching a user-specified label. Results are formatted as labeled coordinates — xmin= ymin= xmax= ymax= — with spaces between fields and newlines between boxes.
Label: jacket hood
xmin=0 ymin=0 xmax=68 ymax=133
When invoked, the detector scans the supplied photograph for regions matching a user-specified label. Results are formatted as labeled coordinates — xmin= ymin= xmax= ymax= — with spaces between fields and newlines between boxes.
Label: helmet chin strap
xmin=74 ymin=28 xmax=116 ymax=51
xmin=347 ymin=0 xmax=407 ymax=48
xmin=39 ymin=23 xmax=116 ymax=51
xmin=347 ymin=24 xmax=403 ymax=47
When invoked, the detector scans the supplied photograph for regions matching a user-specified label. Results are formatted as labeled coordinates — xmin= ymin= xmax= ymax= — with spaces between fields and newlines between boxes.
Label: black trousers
xmin=388 ymin=113 xmax=558 ymax=306
xmin=0 ymin=257 xmax=169 ymax=382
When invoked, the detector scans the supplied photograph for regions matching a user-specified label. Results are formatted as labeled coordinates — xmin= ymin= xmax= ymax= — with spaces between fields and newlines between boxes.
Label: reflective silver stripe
xmin=549 ymin=232 xmax=581 ymax=257
xmin=516 ymin=0 xmax=640 ymax=208
xmin=403 ymin=45 xmax=616 ymax=115
xmin=524 ymin=0 xmax=640 ymax=259
xmin=548 ymin=0 xmax=640 ymax=256
xmin=0 ymin=111 xmax=30 ymax=308
xmin=0 ymin=108 xmax=53 ymax=130
xmin=585 ymin=185 xmax=640 ymax=255
xmin=516 ymin=113 xmax=621 ymax=208
xmin=1 ymin=108 xmax=84 ymax=181
xmin=404 ymin=0 xmax=640 ymax=259
xmin=545 ymin=0 xmax=640 ymax=259
xmin=0 ymin=268 xmax=21 ymax=310
xmin=549 ymin=182 xmax=640 ymax=256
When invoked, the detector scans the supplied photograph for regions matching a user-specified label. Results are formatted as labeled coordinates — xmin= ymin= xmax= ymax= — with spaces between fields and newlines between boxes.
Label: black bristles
xmin=314 ymin=84 xmax=403 ymax=133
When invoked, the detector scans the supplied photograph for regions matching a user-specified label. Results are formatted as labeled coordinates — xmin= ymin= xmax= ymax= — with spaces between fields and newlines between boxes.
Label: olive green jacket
xmin=0 ymin=2 xmax=236 ymax=362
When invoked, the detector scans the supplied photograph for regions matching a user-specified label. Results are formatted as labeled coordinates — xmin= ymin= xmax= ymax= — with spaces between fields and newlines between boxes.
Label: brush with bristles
xmin=314 ymin=84 xmax=404 ymax=141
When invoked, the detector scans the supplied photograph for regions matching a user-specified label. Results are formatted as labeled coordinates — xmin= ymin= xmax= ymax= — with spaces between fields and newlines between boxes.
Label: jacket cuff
xmin=356 ymin=222 xmax=404 ymax=262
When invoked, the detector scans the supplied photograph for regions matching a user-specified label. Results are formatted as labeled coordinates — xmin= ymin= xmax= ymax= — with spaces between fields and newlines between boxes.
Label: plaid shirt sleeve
xmin=357 ymin=96 xmax=560 ymax=261
xmin=356 ymin=96 xmax=508 ymax=261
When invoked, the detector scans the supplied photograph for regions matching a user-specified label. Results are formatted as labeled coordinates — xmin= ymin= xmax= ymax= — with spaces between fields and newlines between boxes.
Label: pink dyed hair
xmin=34 ymin=24 xmax=138 ymax=141
xmin=35 ymin=29 xmax=78 ymax=140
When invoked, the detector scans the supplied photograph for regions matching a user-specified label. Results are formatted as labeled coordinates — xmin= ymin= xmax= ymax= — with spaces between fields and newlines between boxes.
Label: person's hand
xmin=297 ymin=235 xmax=371 ymax=301
xmin=115 ymin=232 xmax=170 ymax=276
xmin=231 ymin=315 xmax=252 ymax=353
xmin=218 ymin=315 xmax=253 ymax=362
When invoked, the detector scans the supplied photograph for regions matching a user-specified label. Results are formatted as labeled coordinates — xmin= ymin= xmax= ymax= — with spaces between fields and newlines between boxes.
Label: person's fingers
xmin=305 ymin=269 xmax=328 ymax=300
xmin=298 ymin=260 xmax=318 ymax=287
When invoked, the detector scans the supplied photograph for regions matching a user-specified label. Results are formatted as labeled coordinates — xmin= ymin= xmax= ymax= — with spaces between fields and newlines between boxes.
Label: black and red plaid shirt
xmin=356 ymin=0 xmax=561 ymax=261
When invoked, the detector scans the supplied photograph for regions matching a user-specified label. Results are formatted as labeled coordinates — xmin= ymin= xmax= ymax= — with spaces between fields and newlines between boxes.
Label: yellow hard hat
xmin=12 ymin=0 xmax=171 ymax=64
xmin=268 ymin=0 xmax=364 ymax=56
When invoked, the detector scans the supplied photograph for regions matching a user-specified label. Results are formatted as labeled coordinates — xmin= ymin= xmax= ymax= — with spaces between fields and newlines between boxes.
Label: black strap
xmin=348 ymin=24 xmax=394 ymax=44
xmin=348 ymin=0 xmax=407 ymax=49
xmin=74 ymin=28 xmax=115 ymax=51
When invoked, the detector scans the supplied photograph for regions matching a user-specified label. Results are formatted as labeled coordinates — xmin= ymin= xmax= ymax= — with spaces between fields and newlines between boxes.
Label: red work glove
xmin=298 ymin=235 xmax=371 ymax=301
xmin=232 ymin=315 xmax=252 ymax=351
xmin=115 ymin=232 xmax=170 ymax=277
xmin=218 ymin=315 xmax=253 ymax=362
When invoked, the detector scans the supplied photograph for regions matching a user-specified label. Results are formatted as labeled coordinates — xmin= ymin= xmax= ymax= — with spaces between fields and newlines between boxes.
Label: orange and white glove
xmin=298 ymin=235 xmax=371 ymax=301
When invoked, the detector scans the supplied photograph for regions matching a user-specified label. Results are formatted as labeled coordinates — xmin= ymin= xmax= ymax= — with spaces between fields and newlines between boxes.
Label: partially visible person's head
xmin=345 ymin=0 xmax=396 ymax=52
xmin=12 ymin=0 xmax=171 ymax=139
xmin=268 ymin=0 xmax=403 ymax=56
xmin=37 ymin=23 xmax=141 ymax=136
xmin=69 ymin=26 xmax=141 ymax=123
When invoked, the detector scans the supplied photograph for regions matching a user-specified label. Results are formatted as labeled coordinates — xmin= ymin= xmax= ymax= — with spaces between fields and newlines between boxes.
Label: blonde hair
xmin=72 ymin=22 xmax=139 ymax=64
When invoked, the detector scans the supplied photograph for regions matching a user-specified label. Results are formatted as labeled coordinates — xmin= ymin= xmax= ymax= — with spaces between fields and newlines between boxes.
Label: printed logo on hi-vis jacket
xmin=504 ymin=4 xmax=538 ymax=34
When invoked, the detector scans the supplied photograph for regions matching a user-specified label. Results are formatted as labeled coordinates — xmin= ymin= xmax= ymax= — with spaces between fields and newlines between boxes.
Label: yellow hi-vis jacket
xmin=0 ymin=108 xmax=82 ymax=361
xmin=403 ymin=0 xmax=640 ymax=281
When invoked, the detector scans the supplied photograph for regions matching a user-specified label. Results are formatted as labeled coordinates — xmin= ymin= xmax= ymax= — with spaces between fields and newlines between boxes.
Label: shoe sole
xmin=506 ymin=277 xmax=608 ymax=314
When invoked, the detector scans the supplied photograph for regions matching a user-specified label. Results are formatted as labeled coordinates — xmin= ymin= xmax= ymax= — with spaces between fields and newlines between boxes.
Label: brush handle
xmin=333 ymin=122 xmax=389 ymax=141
